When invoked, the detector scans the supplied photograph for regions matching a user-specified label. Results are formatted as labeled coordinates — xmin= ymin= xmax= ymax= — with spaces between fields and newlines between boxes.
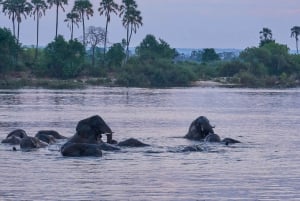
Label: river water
xmin=0 ymin=86 xmax=299 ymax=201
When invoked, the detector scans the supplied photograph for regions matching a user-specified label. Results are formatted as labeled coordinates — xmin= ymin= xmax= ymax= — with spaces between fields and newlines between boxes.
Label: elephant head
xmin=35 ymin=130 xmax=67 ymax=139
xmin=20 ymin=136 xmax=48 ymax=150
xmin=1 ymin=129 xmax=28 ymax=145
xmin=68 ymin=115 xmax=113 ymax=144
xmin=7 ymin=129 xmax=28 ymax=139
xmin=185 ymin=116 xmax=215 ymax=140
xmin=35 ymin=133 xmax=56 ymax=144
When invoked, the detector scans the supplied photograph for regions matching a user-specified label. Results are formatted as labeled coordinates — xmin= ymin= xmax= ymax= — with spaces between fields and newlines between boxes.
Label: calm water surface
xmin=0 ymin=87 xmax=299 ymax=201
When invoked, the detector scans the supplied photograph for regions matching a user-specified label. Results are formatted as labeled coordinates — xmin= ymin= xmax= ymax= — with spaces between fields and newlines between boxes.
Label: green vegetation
xmin=0 ymin=0 xmax=300 ymax=89
xmin=0 ymin=28 xmax=20 ymax=73
xmin=43 ymin=35 xmax=85 ymax=78
xmin=218 ymin=41 xmax=300 ymax=87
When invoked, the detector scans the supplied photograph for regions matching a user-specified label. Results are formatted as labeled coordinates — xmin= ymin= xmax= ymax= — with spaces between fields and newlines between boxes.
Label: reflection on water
xmin=0 ymin=87 xmax=300 ymax=200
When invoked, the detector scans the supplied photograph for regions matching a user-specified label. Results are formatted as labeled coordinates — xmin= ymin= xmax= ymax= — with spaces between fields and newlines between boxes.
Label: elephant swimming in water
xmin=117 ymin=138 xmax=150 ymax=147
xmin=61 ymin=143 xmax=103 ymax=157
xmin=2 ymin=129 xmax=65 ymax=151
xmin=35 ymin=130 xmax=67 ymax=144
xmin=61 ymin=115 xmax=150 ymax=157
xmin=61 ymin=115 xmax=120 ymax=157
xmin=185 ymin=116 xmax=241 ymax=144
xmin=69 ymin=115 xmax=114 ymax=144
xmin=20 ymin=136 xmax=48 ymax=150
xmin=184 ymin=116 xmax=215 ymax=140
xmin=1 ymin=129 xmax=28 ymax=145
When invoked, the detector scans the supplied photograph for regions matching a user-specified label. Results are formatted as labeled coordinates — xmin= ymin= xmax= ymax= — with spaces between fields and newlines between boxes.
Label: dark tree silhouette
xmin=64 ymin=11 xmax=80 ymax=40
xmin=120 ymin=0 xmax=142 ymax=61
xmin=98 ymin=0 xmax=119 ymax=60
xmin=72 ymin=0 xmax=93 ymax=46
xmin=47 ymin=0 xmax=68 ymax=39
xmin=291 ymin=26 xmax=300 ymax=54
xmin=31 ymin=0 xmax=47 ymax=59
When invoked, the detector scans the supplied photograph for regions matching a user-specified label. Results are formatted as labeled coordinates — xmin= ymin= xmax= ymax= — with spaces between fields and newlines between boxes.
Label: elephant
xmin=204 ymin=133 xmax=241 ymax=144
xmin=20 ymin=136 xmax=48 ymax=150
xmin=35 ymin=130 xmax=67 ymax=144
xmin=204 ymin=133 xmax=221 ymax=142
xmin=61 ymin=141 xmax=121 ymax=157
xmin=117 ymin=138 xmax=150 ymax=147
xmin=70 ymin=115 xmax=114 ymax=144
xmin=185 ymin=116 xmax=241 ymax=145
xmin=1 ymin=129 xmax=28 ymax=145
xmin=61 ymin=115 xmax=151 ymax=157
xmin=35 ymin=130 xmax=67 ymax=140
xmin=61 ymin=137 xmax=150 ymax=156
xmin=184 ymin=116 xmax=215 ymax=140
xmin=61 ymin=115 xmax=117 ymax=157
xmin=35 ymin=133 xmax=56 ymax=144
xmin=61 ymin=143 xmax=103 ymax=157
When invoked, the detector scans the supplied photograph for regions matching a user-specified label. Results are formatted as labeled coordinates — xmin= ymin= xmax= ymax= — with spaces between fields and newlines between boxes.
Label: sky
xmin=0 ymin=0 xmax=300 ymax=50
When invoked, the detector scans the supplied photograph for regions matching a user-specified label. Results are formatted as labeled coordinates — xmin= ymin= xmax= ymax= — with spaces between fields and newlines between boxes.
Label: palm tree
xmin=47 ymin=0 xmax=68 ymax=39
xmin=31 ymin=0 xmax=47 ymax=59
xmin=2 ymin=0 xmax=19 ymax=37
xmin=15 ymin=0 xmax=33 ymax=43
xmin=120 ymin=0 xmax=142 ymax=60
xmin=259 ymin=27 xmax=273 ymax=47
xmin=64 ymin=11 xmax=80 ymax=40
xmin=98 ymin=0 xmax=119 ymax=59
xmin=259 ymin=27 xmax=272 ymax=41
xmin=73 ymin=0 xmax=93 ymax=46
xmin=291 ymin=26 xmax=300 ymax=54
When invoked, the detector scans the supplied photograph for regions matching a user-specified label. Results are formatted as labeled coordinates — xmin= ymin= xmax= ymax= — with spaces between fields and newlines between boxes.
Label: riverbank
xmin=192 ymin=80 xmax=239 ymax=88
xmin=1 ymin=76 xmax=299 ymax=90
xmin=0 ymin=76 xmax=212 ymax=89
xmin=1 ymin=71 xmax=299 ymax=89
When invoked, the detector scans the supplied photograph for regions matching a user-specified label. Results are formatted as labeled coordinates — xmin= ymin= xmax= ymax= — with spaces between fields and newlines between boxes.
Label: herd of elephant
xmin=1 ymin=115 xmax=241 ymax=157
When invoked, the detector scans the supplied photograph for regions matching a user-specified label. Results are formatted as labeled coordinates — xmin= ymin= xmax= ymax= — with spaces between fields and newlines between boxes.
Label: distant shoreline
xmin=0 ymin=74 xmax=233 ymax=89
xmin=2 ymin=76 xmax=298 ymax=90
xmin=1 ymin=67 xmax=299 ymax=90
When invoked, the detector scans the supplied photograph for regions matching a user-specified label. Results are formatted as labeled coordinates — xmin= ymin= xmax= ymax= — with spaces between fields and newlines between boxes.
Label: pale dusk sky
xmin=0 ymin=0 xmax=299 ymax=50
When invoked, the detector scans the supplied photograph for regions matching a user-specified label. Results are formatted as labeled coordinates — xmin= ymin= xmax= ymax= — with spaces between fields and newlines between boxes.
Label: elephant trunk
xmin=106 ymin=133 xmax=113 ymax=144
xmin=105 ymin=132 xmax=115 ymax=144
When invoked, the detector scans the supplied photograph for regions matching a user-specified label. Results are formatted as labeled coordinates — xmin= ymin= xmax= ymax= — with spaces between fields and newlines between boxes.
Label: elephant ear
xmin=189 ymin=119 xmax=198 ymax=133
xmin=89 ymin=115 xmax=112 ymax=134
xmin=7 ymin=129 xmax=27 ymax=139
xmin=76 ymin=121 xmax=93 ymax=138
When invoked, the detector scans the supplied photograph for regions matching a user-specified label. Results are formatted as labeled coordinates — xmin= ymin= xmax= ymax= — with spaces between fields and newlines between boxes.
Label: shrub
xmin=115 ymin=59 xmax=196 ymax=87
xmin=44 ymin=36 xmax=85 ymax=78
xmin=238 ymin=71 xmax=261 ymax=87
xmin=0 ymin=28 xmax=20 ymax=73
xmin=135 ymin=34 xmax=177 ymax=60
xmin=106 ymin=43 xmax=126 ymax=68
xmin=218 ymin=60 xmax=248 ymax=77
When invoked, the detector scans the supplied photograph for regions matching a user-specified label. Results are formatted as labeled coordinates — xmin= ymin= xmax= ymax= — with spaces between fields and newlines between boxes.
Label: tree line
xmin=0 ymin=0 xmax=142 ymax=60
xmin=1 ymin=0 xmax=300 ymax=88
